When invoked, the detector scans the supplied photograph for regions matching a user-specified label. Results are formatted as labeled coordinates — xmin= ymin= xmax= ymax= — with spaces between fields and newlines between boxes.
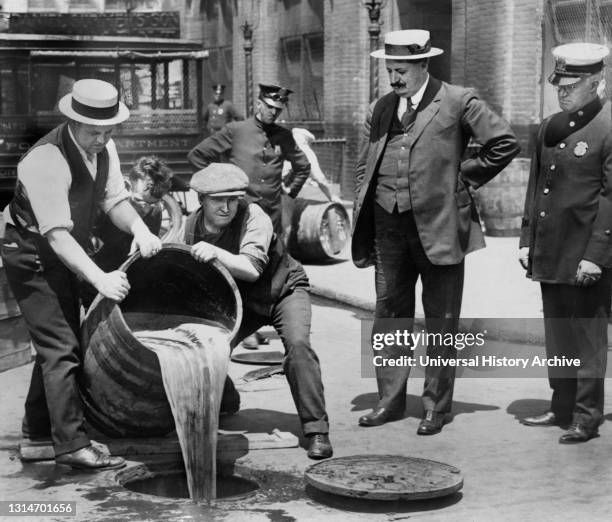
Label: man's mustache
xmin=391 ymin=81 xmax=406 ymax=88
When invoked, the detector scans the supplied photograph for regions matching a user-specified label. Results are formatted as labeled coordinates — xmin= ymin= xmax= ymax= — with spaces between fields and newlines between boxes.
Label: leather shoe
xmin=307 ymin=433 xmax=333 ymax=460
xmin=522 ymin=411 xmax=567 ymax=427
xmin=559 ymin=423 xmax=598 ymax=444
xmin=241 ymin=333 xmax=259 ymax=350
xmin=358 ymin=407 xmax=402 ymax=427
xmin=56 ymin=445 xmax=126 ymax=471
xmin=417 ymin=410 xmax=445 ymax=435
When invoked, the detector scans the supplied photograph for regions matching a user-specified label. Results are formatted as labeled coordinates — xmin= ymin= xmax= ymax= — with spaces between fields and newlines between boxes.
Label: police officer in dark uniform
xmin=188 ymin=83 xmax=311 ymax=238
xmin=184 ymin=163 xmax=332 ymax=460
xmin=520 ymin=43 xmax=612 ymax=444
xmin=202 ymin=84 xmax=243 ymax=135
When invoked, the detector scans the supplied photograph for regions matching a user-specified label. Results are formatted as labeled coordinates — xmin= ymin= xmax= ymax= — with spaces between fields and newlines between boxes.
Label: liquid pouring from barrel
xmin=80 ymin=244 xmax=242 ymax=503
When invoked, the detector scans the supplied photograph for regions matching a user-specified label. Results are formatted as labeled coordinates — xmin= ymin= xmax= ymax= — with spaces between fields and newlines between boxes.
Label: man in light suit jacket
xmin=353 ymin=29 xmax=520 ymax=434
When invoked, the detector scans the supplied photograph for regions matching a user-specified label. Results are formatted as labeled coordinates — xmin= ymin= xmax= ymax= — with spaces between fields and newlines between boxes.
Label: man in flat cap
xmin=0 ymin=79 xmax=162 ymax=470
xmin=520 ymin=43 xmax=612 ymax=443
xmin=188 ymin=83 xmax=311 ymax=349
xmin=188 ymin=83 xmax=310 ymax=239
xmin=353 ymin=29 xmax=520 ymax=434
xmin=183 ymin=163 xmax=332 ymax=460
xmin=203 ymin=84 xmax=243 ymax=136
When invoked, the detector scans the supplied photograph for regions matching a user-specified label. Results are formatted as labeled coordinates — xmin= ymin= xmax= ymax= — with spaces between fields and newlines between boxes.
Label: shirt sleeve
xmin=17 ymin=143 xmax=73 ymax=235
xmin=100 ymin=139 xmax=130 ymax=213
xmin=238 ymin=203 xmax=272 ymax=274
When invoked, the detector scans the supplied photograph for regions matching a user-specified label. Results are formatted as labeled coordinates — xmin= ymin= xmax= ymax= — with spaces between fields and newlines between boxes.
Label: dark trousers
xmin=1 ymin=225 xmax=90 ymax=456
xmin=227 ymin=287 xmax=329 ymax=435
xmin=372 ymin=204 xmax=464 ymax=414
xmin=540 ymin=279 xmax=610 ymax=430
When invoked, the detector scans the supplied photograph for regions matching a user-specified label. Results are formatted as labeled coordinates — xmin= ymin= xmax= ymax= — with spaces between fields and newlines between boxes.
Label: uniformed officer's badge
xmin=218 ymin=108 xmax=224 ymax=114
xmin=574 ymin=141 xmax=588 ymax=157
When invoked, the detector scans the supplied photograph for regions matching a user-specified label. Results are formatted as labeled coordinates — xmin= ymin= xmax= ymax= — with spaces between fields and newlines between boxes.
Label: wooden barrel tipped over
xmin=80 ymin=244 xmax=242 ymax=438
xmin=288 ymin=198 xmax=350 ymax=262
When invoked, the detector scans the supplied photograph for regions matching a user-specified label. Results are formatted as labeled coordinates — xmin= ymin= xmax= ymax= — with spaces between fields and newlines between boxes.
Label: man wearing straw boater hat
xmin=1 ymin=79 xmax=162 ymax=470
xmin=519 ymin=43 xmax=612 ymax=443
xmin=352 ymin=30 xmax=520 ymax=434
xmin=185 ymin=163 xmax=333 ymax=460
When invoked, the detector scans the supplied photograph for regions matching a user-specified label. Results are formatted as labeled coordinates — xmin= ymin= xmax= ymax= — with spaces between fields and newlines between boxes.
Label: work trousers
xmin=226 ymin=287 xmax=329 ymax=435
xmin=372 ymin=204 xmax=464 ymax=414
xmin=1 ymin=225 xmax=90 ymax=456
xmin=540 ymin=278 xmax=610 ymax=430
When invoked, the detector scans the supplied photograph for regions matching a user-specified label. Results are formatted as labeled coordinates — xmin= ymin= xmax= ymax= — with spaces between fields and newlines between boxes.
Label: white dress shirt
xmin=397 ymin=74 xmax=430 ymax=121
xmin=3 ymin=127 xmax=129 ymax=235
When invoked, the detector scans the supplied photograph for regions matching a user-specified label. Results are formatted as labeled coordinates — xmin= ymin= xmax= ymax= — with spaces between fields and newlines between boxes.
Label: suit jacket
xmin=352 ymin=78 xmax=520 ymax=267
xmin=519 ymin=100 xmax=612 ymax=284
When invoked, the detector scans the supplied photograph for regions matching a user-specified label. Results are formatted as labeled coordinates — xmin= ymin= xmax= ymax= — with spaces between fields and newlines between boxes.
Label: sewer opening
xmin=122 ymin=470 xmax=259 ymax=501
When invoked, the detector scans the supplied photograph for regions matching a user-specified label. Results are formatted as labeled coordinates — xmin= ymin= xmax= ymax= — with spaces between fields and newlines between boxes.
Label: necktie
xmin=401 ymin=97 xmax=416 ymax=128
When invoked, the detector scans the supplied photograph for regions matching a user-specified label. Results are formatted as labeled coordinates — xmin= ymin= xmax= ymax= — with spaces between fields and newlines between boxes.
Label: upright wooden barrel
xmin=80 ymin=244 xmax=242 ymax=438
xmin=288 ymin=198 xmax=350 ymax=262
xmin=478 ymin=158 xmax=530 ymax=237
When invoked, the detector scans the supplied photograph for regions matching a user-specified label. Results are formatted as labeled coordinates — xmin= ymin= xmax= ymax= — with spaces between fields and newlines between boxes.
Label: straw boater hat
xmin=58 ymin=79 xmax=130 ymax=126
xmin=548 ymin=42 xmax=609 ymax=86
xmin=371 ymin=29 xmax=444 ymax=60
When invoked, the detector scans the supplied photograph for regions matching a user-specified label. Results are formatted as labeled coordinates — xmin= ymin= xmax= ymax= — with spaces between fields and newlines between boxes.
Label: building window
xmin=278 ymin=0 xmax=324 ymax=122
xmin=279 ymin=32 xmax=323 ymax=121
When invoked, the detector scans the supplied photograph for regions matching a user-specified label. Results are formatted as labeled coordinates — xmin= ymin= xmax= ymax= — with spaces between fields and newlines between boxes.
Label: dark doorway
xmin=398 ymin=0 xmax=452 ymax=82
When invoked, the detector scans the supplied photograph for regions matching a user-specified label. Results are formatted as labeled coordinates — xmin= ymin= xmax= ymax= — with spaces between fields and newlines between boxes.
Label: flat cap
xmin=549 ymin=42 xmax=609 ymax=86
xmin=190 ymin=163 xmax=249 ymax=196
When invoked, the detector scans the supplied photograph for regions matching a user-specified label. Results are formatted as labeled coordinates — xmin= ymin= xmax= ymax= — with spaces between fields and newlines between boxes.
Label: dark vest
xmin=184 ymin=200 xmax=307 ymax=315
xmin=9 ymin=123 xmax=109 ymax=253
xmin=375 ymin=110 xmax=414 ymax=212
xmin=374 ymin=78 xmax=442 ymax=214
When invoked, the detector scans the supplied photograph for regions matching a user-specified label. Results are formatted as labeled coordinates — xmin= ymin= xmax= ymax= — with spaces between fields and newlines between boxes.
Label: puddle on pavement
xmin=9 ymin=452 xmax=463 ymax=519
xmin=116 ymin=463 xmax=305 ymax=505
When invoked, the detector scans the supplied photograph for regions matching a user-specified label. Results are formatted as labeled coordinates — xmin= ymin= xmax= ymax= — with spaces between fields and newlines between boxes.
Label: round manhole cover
xmin=305 ymin=455 xmax=463 ymax=500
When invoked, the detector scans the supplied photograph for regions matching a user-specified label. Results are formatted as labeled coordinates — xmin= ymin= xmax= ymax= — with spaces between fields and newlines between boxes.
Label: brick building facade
xmin=2 ymin=1 xmax=609 ymax=203
xmin=198 ymin=0 xmax=610 ymax=205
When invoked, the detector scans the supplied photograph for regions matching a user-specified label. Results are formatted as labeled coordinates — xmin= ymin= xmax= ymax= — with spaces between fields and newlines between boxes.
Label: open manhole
xmin=118 ymin=468 xmax=259 ymax=501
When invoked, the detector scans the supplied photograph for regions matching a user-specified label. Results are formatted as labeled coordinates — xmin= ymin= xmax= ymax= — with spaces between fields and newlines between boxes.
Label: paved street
xmin=1 ymin=298 xmax=612 ymax=521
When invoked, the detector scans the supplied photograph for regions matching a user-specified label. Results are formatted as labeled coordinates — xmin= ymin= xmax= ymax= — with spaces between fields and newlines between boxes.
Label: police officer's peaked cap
xmin=258 ymin=83 xmax=293 ymax=109
xmin=190 ymin=163 xmax=249 ymax=196
xmin=212 ymin=84 xmax=225 ymax=93
xmin=549 ymin=42 xmax=609 ymax=86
